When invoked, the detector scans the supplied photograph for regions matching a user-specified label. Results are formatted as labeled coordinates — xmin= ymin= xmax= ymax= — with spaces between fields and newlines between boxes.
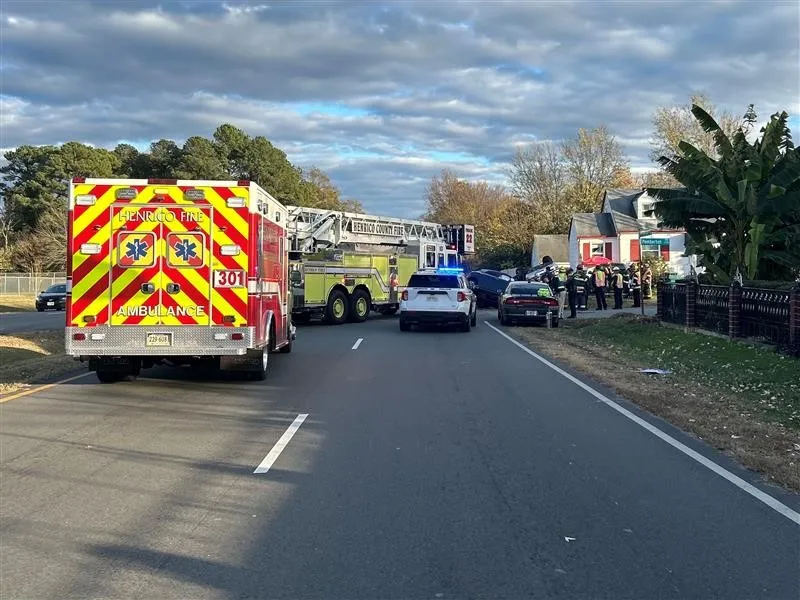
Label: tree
xmin=36 ymin=201 xmax=69 ymax=271
xmin=562 ymin=126 xmax=629 ymax=210
xmin=10 ymin=235 xmax=48 ymax=275
xmin=175 ymin=136 xmax=228 ymax=180
xmin=0 ymin=125 xmax=365 ymax=263
xmin=648 ymin=104 xmax=800 ymax=282
xmin=424 ymin=169 xmax=524 ymax=261
xmin=0 ymin=203 xmax=18 ymax=249
xmin=507 ymin=126 xmax=628 ymax=236
xmin=650 ymin=93 xmax=743 ymax=162
xmin=508 ymin=142 xmax=567 ymax=234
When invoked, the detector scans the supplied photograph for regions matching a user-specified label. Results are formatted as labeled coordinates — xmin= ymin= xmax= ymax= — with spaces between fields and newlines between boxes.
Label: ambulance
xmin=65 ymin=178 xmax=294 ymax=383
xmin=286 ymin=205 xmax=475 ymax=324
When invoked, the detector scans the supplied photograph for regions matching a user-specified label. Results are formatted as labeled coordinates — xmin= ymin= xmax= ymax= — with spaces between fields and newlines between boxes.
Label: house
xmin=530 ymin=234 xmax=569 ymax=267
xmin=568 ymin=188 xmax=693 ymax=275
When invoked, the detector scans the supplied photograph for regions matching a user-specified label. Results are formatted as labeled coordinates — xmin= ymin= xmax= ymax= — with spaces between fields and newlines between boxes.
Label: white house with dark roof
xmin=567 ymin=188 xmax=692 ymax=275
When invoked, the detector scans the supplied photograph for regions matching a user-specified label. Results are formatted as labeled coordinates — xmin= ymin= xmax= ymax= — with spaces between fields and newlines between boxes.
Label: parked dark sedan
xmin=35 ymin=283 xmax=67 ymax=311
xmin=497 ymin=281 xmax=559 ymax=327
xmin=466 ymin=271 xmax=510 ymax=308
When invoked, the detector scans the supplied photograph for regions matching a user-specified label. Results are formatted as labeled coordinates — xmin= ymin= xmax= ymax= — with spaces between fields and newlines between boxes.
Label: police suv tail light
xmin=457 ymin=291 xmax=466 ymax=302
xmin=401 ymin=290 xmax=408 ymax=301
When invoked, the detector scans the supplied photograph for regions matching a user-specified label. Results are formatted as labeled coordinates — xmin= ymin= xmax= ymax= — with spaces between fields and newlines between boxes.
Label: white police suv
xmin=398 ymin=268 xmax=477 ymax=332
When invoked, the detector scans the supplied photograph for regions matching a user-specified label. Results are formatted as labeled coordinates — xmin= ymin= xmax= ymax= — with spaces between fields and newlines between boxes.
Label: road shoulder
xmin=492 ymin=313 xmax=800 ymax=495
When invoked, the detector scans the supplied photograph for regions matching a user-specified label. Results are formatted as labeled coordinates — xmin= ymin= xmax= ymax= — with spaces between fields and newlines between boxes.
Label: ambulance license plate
xmin=525 ymin=310 xmax=538 ymax=316
xmin=146 ymin=333 xmax=172 ymax=347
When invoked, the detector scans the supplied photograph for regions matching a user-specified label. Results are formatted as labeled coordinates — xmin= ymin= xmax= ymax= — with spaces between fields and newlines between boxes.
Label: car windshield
xmin=408 ymin=274 xmax=460 ymax=288
xmin=45 ymin=284 xmax=67 ymax=293
xmin=507 ymin=283 xmax=552 ymax=297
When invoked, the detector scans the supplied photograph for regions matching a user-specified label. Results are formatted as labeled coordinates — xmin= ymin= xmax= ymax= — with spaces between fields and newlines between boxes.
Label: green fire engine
xmin=286 ymin=207 xmax=475 ymax=325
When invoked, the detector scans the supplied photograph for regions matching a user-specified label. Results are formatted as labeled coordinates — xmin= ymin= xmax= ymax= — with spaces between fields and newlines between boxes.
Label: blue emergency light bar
xmin=436 ymin=267 xmax=464 ymax=274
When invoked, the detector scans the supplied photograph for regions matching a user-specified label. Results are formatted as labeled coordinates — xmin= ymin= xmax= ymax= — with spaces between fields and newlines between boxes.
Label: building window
xmin=590 ymin=243 xmax=604 ymax=256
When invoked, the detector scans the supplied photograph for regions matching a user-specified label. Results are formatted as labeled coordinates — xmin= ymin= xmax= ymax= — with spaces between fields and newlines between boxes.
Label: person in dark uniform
xmin=565 ymin=268 xmax=578 ymax=318
xmin=612 ymin=267 xmax=624 ymax=309
xmin=631 ymin=267 xmax=642 ymax=308
xmin=574 ymin=265 xmax=587 ymax=310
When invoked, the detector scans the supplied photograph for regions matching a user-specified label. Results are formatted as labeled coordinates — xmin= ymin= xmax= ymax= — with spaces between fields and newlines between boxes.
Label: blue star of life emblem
xmin=125 ymin=238 xmax=149 ymax=261
xmin=175 ymin=239 xmax=198 ymax=261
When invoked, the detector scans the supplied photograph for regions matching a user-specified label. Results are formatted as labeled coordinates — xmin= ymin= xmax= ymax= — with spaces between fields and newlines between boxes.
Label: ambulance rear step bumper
xmin=65 ymin=326 xmax=256 ymax=357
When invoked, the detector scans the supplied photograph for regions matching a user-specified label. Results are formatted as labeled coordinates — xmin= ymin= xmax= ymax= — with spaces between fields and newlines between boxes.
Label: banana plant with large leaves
xmin=646 ymin=104 xmax=800 ymax=282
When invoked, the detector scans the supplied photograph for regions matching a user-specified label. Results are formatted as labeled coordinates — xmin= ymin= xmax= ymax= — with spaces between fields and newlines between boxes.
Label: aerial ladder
xmin=284 ymin=205 xmax=475 ymax=324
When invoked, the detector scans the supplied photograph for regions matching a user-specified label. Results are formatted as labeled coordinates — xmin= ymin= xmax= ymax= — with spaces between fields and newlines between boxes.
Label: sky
xmin=2 ymin=0 xmax=799 ymax=218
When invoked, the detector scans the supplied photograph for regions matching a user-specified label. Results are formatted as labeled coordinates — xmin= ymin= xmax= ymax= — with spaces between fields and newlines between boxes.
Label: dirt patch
xmin=502 ymin=315 xmax=800 ymax=494
xmin=0 ymin=330 xmax=80 ymax=396
xmin=0 ymin=295 xmax=36 ymax=313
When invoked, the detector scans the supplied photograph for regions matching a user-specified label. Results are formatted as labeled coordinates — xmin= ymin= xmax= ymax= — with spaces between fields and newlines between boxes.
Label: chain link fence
xmin=0 ymin=273 xmax=68 ymax=295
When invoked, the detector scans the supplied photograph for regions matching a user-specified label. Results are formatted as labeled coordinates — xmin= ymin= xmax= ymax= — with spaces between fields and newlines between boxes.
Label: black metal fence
xmin=657 ymin=281 xmax=798 ymax=353
xmin=740 ymin=287 xmax=791 ymax=347
xmin=696 ymin=285 xmax=730 ymax=335
xmin=660 ymin=282 xmax=686 ymax=326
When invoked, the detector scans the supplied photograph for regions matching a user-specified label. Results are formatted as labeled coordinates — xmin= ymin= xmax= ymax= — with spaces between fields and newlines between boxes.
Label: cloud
xmin=2 ymin=0 xmax=798 ymax=217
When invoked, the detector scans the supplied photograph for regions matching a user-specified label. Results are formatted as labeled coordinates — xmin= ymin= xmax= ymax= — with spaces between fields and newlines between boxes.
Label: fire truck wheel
xmin=325 ymin=289 xmax=349 ymax=325
xmin=279 ymin=329 xmax=293 ymax=353
xmin=349 ymin=289 xmax=370 ymax=323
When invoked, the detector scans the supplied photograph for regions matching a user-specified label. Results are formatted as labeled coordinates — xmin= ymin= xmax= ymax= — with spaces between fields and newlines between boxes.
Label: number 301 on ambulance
xmin=214 ymin=270 xmax=246 ymax=288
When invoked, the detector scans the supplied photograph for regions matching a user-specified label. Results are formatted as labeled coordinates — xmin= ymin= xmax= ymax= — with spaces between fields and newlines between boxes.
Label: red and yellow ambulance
xmin=66 ymin=178 xmax=294 ymax=382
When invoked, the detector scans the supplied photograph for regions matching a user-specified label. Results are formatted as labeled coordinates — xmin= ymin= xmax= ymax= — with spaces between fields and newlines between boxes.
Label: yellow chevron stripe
xmin=159 ymin=215 xmax=247 ymax=325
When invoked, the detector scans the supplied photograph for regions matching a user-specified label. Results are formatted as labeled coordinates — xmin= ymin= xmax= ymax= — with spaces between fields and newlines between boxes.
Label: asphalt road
xmin=1 ymin=311 xmax=798 ymax=599
xmin=0 ymin=310 xmax=65 ymax=334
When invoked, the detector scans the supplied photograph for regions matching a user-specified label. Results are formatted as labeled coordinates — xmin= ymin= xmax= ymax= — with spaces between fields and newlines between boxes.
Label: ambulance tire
xmin=250 ymin=346 xmax=269 ymax=381
xmin=349 ymin=289 xmax=370 ymax=323
xmin=96 ymin=370 xmax=122 ymax=384
xmin=325 ymin=289 xmax=349 ymax=325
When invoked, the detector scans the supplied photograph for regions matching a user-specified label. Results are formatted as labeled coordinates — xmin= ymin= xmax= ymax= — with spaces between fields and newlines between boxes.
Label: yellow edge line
xmin=0 ymin=372 xmax=93 ymax=403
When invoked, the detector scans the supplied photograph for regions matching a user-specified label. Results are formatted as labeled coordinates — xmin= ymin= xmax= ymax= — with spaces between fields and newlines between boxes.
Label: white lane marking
xmin=484 ymin=321 xmax=800 ymax=526
xmin=352 ymin=337 xmax=363 ymax=350
xmin=253 ymin=413 xmax=309 ymax=474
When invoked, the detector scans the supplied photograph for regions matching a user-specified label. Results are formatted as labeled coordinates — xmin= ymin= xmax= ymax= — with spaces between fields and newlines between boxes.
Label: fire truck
xmin=286 ymin=205 xmax=475 ymax=324
xmin=65 ymin=177 xmax=294 ymax=383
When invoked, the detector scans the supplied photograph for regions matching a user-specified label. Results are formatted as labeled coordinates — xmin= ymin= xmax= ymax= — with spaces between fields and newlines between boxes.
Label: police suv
xmin=398 ymin=268 xmax=477 ymax=332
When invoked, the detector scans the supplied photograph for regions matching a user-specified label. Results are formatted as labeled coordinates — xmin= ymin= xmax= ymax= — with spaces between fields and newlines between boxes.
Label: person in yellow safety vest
xmin=557 ymin=266 xmax=567 ymax=318
xmin=612 ymin=267 xmax=624 ymax=309
xmin=591 ymin=267 xmax=608 ymax=310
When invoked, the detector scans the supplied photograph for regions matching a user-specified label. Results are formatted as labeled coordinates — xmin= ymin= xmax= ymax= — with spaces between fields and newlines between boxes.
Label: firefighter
xmin=643 ymin=265 xmax=653 ymax=299
xmin=565 ymin=267 xmax=578 ymax=318
xmin=612 ymin=267 xmax=624 ymax=309
xmin=591 ymin=266 xmax=607 ymax=310
xmin=556 ymin=267 xmax=567 ymax=318
xmin=631 ymin=267 xmax=642 ymax=308
xmin=574 ymin=264 xmax=588 ymax=310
